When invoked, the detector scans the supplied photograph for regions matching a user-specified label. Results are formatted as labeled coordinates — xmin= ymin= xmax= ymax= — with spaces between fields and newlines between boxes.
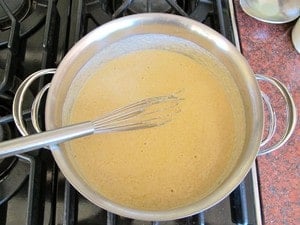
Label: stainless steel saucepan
xmin=11 ymin=14 xmax=297 ymax=221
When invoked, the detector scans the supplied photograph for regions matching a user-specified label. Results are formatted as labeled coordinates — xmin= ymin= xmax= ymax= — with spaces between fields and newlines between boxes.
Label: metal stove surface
xmin=0 ymin=1 xmax=262 ymax=224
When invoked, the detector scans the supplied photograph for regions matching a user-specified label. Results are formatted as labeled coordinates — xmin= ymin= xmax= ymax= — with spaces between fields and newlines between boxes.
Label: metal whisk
xmin=0 ymin=94 xmax=182 ymax=159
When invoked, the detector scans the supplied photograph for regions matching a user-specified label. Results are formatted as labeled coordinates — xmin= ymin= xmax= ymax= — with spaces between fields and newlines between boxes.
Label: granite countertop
xmin=233 ymin=1 xmax=300 ymax=224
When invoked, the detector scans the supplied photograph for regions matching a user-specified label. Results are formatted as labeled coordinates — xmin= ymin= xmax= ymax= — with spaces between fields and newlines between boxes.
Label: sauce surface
xmin=65 ymin=49 xmax=245 ymax=210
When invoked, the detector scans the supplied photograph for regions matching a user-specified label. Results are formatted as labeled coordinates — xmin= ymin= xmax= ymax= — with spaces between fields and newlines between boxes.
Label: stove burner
xmin=127 ymin=0 xmax=173 ymax=13
xmin=0 ymin=81 xmax=32 ymax=204
xmin=0 ymin=0 xmax=31 ymax=30
xmin=0 ymin=127 xmax=17 ymax=184
xmin=0 ymin=157 xmax=18 ymax=181
xmin=0 ymin=75 xmax=34 ymax=172
xmin=0 ymin=0 xmax=48 ymax=47
xmin=0 ymin=93 xmax=17 ymax=180
xmin=0 ymin=99 xmax=13 ymax=141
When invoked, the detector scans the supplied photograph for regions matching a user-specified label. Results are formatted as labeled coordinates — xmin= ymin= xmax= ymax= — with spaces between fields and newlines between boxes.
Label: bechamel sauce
xmin=64 ymin=48 xmax=245 ymax=210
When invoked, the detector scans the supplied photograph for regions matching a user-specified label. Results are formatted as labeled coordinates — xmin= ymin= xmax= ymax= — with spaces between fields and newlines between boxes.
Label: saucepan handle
xmin=12 ymin=69 xmax=56 ymax=151
xmin=255 ymin=74 xmax=297 ymax=155
xmin=31 ymin=82 xmax=51 ymax=133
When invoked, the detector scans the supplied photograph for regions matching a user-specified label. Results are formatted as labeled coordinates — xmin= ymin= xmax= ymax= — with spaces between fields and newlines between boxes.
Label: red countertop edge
xmin=233 ymin=1 xmax=300 ymax=224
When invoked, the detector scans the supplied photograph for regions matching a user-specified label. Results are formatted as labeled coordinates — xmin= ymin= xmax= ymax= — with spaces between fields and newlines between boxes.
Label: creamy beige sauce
xmin=65 ymin=49 xmax=245 ymax=211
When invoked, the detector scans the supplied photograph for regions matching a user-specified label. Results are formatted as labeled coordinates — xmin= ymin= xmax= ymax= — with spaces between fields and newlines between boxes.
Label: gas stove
xmin=0 ymin=1 xmax=262 ymax=224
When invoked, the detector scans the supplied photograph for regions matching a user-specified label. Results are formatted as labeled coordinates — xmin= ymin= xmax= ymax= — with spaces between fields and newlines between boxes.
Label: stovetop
xmin=0 ymin=1 xmax=262 ymax=224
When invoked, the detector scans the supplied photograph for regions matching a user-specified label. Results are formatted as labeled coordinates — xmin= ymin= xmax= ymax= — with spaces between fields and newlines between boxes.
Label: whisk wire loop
xmin=92 ymin=94 xmax=182 ymax=133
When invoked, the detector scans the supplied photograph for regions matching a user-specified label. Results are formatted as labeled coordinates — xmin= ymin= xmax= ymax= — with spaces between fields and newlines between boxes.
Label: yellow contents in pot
xmin=66 ymin=49 xmax=245 ymax=211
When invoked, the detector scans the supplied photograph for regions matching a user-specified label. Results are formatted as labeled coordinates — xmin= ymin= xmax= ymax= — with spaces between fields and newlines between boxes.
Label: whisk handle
xmin=0 ymin=122 xmax=94 ymax=159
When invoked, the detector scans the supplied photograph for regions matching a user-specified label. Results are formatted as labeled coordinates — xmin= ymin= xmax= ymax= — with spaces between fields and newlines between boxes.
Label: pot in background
xmin=292 ymin=18 xmax=300 ymax=53
xmin=240 ymin=0 xmax=300 ymax=24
